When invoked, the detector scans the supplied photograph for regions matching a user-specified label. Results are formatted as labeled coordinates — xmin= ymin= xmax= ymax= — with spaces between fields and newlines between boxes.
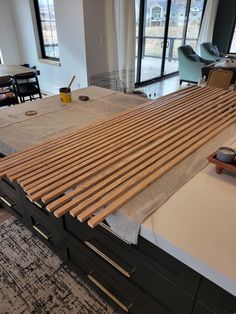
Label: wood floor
xmin=0 ymin=75 xmax=183 ymax=224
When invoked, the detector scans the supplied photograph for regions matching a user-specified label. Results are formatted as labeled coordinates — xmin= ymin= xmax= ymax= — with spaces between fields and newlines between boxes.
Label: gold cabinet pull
xmin=85 ymin=240 xmax=131 ymax=278
xmin=87 ymin=274 xmax=132 ymax=312
xmin=0 ymin=196 xmax=14 ymax=208
xmin=32 ymin=225 xmax=50 ymax=240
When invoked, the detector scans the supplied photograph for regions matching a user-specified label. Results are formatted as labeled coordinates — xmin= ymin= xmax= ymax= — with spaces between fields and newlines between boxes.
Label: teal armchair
xmin=178 ymin=45 xmax=211 ymax=85
xmin=200 ymin=42 xmax=225 ymax=62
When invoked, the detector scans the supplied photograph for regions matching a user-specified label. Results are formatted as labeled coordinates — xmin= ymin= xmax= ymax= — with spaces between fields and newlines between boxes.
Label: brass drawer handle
xmin=87 ymin=274 xmax=132 ymax=312
xmin=0 ymin=196 xmax=15 ymax=208
xmin=85 ymin=240 xmax=131 ymax=278
xmin=32 ymin=225 xmax=50 ymax=240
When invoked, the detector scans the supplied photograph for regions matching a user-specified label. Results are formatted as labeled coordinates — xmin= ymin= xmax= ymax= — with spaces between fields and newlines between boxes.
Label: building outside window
xmin=34 ymin=0 xmax=59 ymax=61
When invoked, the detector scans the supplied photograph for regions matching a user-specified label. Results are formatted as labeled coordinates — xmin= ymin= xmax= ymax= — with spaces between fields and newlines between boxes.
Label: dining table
xmin=0 ymin=64 xmax=37 ymax=78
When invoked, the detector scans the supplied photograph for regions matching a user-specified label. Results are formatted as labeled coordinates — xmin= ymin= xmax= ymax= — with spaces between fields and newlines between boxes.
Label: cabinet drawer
xmin=27 ymin=214 xmax=60 ymax=249
xmin=0 ymin=177 xmax=16 ymax=192
xmin=63 ymin=215 xmax=200 ymax=296
xmin=197 ymin=278 xmax=236 ymax=313
xmin=84 ymin=233 xmax=194 ymax=312
xmin=0 ymin=178 xmax=19 ymax=203
xmin=0 ymin=155 xmax=16 ymax=195
xmin=0 ymin=194 xmax=24 ymax=217
xmin=193 ymin=302 xmax=215 ymax=314
xmin=21 ymin=189 xmax=50 ymax=217
xmin=63 ymin=213 xmax=93 ymax=240
xmin=23 ymin=193 xmax=63 ymax=232
xmin=137 ymin=236 xmax=201 ymax=295
xmin=67 ymin=240 xmax=187 ymax=314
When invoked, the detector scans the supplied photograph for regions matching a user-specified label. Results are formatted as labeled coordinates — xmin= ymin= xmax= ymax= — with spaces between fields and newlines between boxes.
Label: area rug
xmin=0 ymin=217 xmax=115 ymax=314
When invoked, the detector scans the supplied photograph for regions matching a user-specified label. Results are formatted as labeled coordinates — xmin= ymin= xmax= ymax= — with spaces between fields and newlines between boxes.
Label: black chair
xmin=20 ymin=63 xmax=40 ymax=75
xmin=0 ymin=75 xmax=18 ymax=107
xmin=13 ymin=72 xmax=42 ymax=103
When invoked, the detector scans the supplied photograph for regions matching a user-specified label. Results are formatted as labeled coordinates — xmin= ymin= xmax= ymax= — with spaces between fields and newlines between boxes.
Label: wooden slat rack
xmin=1 ymin=86 xmax=236 ymax=227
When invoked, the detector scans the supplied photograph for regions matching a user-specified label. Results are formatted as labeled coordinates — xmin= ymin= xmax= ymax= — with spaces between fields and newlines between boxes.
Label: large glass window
xmin=135 ymin=0 xmax=205 ymax=84
xmin=34 ymin=0 xmax=59 ymax=60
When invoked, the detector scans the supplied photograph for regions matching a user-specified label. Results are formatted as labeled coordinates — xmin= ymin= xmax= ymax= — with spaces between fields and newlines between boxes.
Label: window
xmin=34 ymin=0 xmax=59 ymax=61
xmin=135 ymin=0 xmax=206 ymax=84
xmin=229 ymin=19 xmax=236 ymax=53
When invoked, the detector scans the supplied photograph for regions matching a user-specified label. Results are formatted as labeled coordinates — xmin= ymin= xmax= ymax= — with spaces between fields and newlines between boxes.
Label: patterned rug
xmin=0 ymin=217 xmax=115 ymax=314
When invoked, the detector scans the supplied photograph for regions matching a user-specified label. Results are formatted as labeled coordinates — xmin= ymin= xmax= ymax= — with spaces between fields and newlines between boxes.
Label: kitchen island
xmin=0 ymin=86 xmax=236 ymax=313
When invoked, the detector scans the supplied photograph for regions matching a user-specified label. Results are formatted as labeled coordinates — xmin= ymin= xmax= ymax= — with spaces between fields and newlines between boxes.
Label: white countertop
xmin=141 ymin=145 xmax=236 ymax=296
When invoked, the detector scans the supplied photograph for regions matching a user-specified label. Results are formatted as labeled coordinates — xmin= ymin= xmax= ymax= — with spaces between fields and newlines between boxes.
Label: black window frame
xmin=34 ymin=0 xmax=60 ymax=61
xmin=135 ymin=0 xmax=207 ymax=86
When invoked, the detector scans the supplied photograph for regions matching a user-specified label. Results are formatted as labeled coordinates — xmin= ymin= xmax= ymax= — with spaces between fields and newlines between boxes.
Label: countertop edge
xmin=140 ymin=224 xmax=236 ymax=297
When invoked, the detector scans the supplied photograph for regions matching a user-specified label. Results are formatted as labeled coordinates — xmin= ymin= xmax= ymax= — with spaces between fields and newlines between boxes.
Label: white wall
xmin=10 ymin=0 xmax=88 ymax=93
xmin=0 ymin=0 xmax=22 ymax=64
xmin=83 ymin=0 xmax=109 ymax=82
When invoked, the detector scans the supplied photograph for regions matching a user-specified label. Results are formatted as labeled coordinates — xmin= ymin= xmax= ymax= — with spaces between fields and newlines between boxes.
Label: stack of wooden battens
xmin=1 ymin=86 xmax=236 ymax=227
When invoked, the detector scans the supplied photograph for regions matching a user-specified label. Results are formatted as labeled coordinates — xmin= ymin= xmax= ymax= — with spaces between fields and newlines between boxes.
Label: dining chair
xmin=0 ymin=75 xmax=18 ymax=107
xmin=20 ymin=63 xmax=40 ymax=75
xmin=206 ymin=69 xmax=233 ymax=90
xmin=13 ymin=72 xmax=42 ymax=103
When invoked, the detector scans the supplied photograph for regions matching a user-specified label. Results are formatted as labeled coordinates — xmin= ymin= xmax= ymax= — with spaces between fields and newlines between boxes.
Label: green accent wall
xmin=213 ymin=0 xmax=236 ymax=53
